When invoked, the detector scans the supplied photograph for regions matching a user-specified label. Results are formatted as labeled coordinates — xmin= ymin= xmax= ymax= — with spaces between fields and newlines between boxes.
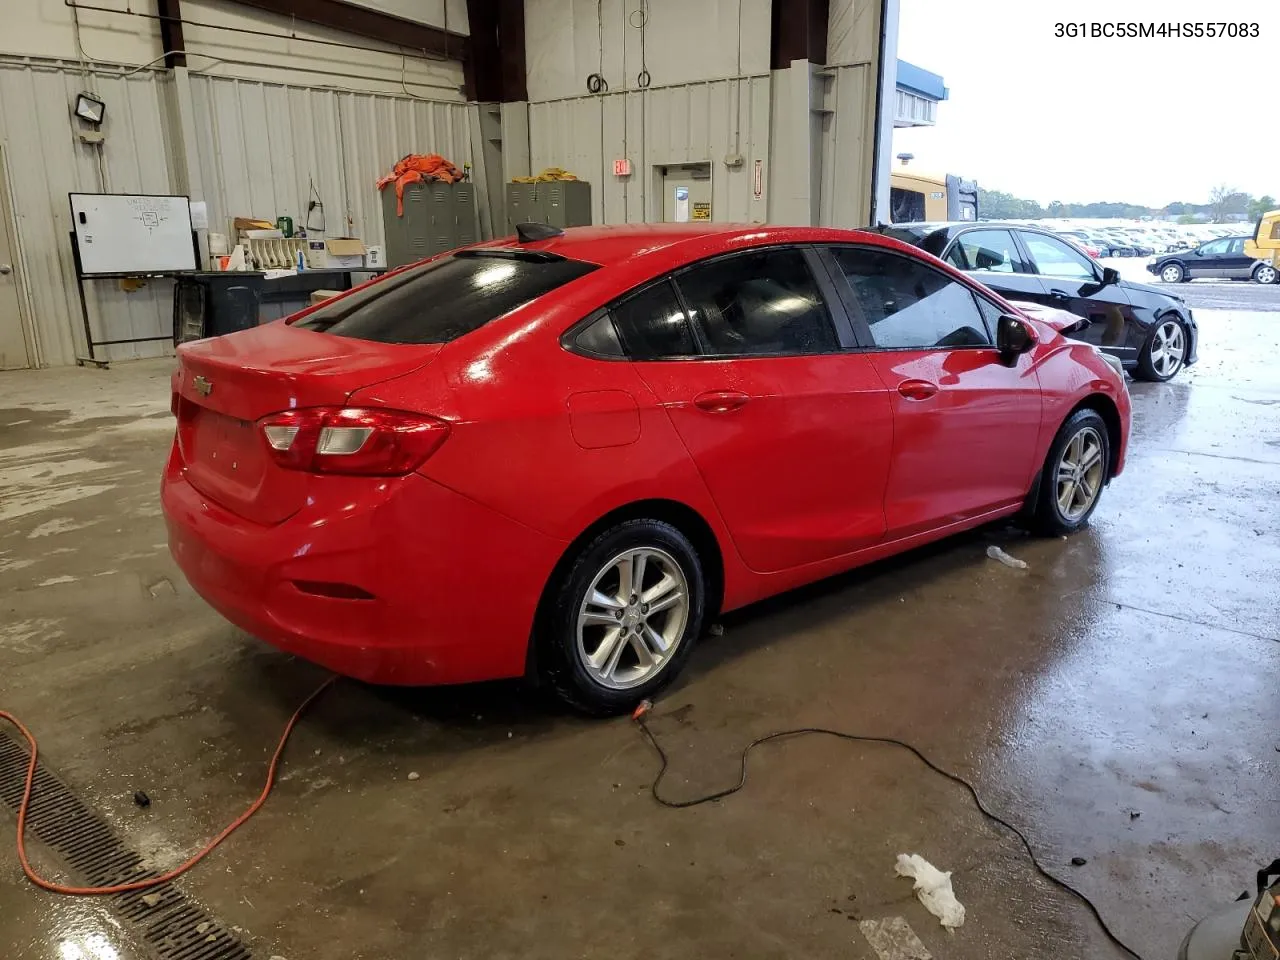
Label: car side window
xmin=606 ymin=280 xmax=700 ymax=360
xmin=1020 ymin=233 xmax=1097 ymax=280
xmin=674 ymin=248 xmax=838 ymax=356
xmin=571 ymin=311 xmax=625 ymax=358
xmin=973 ymin=296 xmax=1005 ymax=339
xmin=945 ymin=229 xmax=1028 ymax=274
xmin=1227 ymin=238 xmax=1245 ymax=255
xmin=831 ymin=247 xmax=992 ymax=350
xmin=1200 ymin=238 xmax=1230 ymax=255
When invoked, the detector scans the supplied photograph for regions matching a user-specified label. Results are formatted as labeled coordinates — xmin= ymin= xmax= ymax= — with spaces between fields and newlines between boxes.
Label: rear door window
xmin=294 ymin=250 xmax=597 ymax=344
xmin=674 ymin=247 xmax=839 ymax=356
xmin=611 ymin=281 xmax=700 ymax=359
xmin=566 ymin=281 xmax=699 ymax=360
xmin=945 ymin=229 xmax=1028 ymax=273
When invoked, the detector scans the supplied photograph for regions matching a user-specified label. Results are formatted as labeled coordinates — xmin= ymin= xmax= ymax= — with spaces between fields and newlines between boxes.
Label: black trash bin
xmin=173 ymin=272 xmax=264 ymax=345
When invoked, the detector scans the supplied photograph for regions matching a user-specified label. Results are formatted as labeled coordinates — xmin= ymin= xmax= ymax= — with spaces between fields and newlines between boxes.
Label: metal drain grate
xmin=0 ymin=731 xmax=252 ymax=960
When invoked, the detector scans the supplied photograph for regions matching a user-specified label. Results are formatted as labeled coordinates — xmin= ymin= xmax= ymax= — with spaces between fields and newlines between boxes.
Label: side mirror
xmin=997 ymin=314 xmax=1036 ymax=366
xmin=1101 ymin=266 xmax=1120 ymax=286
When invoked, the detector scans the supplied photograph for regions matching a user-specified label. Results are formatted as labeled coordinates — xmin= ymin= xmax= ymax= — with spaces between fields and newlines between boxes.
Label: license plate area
xmin=191 ymin=409 xmax=265 ymax=485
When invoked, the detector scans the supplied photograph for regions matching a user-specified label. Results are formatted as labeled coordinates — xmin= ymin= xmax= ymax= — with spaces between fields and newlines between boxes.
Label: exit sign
xmin=613 ymin=158 xmax=632 ymax=177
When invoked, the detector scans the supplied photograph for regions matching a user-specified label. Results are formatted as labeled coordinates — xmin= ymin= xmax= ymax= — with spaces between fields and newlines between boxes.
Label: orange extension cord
xmin=1 ymin=675 xmax=337 ymax=896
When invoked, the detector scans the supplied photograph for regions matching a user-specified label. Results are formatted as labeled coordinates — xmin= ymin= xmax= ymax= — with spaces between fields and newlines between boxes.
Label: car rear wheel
xmin=538 ymin=519 xmax=704 ymax=715
xmin=1031 ymin=409 xmax=1110 ymax=536
xmin=1252 ymin=263 xmax=1278 ymax=284
xmin=1160 ymin=263 xmax=1185 ymax=283
xmin=1136 ymin=318 xmax=1188 ymax=382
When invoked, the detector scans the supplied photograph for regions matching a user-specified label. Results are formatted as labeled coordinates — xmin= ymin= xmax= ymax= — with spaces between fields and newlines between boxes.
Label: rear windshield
xmin=877 ymin=225 xmax=929 ymax=246
xmin=294 ymin=250 xmax=598 ymax=344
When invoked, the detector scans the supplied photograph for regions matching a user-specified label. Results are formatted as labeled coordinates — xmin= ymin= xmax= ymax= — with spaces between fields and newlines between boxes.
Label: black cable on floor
xmin=631 ymin=702 xmax=1145 ymax=960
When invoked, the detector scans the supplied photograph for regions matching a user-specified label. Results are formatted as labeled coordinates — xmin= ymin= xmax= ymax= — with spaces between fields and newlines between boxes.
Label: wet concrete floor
xmin=1 ymin=297 xmax=1277 ymax=960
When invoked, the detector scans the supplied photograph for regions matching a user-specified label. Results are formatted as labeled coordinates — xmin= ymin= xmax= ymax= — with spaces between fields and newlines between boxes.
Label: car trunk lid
xmin=174 ymin=323 xmax=440 ymax=524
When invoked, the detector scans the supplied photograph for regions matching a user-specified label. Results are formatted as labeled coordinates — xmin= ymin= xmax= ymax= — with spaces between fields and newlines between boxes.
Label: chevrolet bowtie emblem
xmin=193 ymin=375 xmax=213 ymax=396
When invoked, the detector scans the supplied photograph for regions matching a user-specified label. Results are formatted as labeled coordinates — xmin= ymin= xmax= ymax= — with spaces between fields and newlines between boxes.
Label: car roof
xmin=478 ymin=223 xmax=900 ymax=267
xmin=880 ymin=220 xmax=1066 ymax=256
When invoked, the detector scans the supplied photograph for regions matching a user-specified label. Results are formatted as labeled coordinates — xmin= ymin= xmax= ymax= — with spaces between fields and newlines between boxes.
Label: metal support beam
xmin=157 ymin=0 xmax=186 ymax=68
xmin=770 ymin=0 xmax=830 ymax=69
xmin=464 ymin=0 xmax=526 ymax=103
xmin=869 ymin=0 xmax=900 ymax=226
xmin=229 ymin=0 xmax=469 ymax=61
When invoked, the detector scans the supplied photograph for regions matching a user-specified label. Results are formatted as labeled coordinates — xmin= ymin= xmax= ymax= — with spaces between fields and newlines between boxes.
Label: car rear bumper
xmin=162 ymin=448 xmax=567 ymax=685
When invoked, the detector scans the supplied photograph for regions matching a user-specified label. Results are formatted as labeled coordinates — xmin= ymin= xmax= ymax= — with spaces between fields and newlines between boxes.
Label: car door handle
xmin=1048 ymin=288 xmax=1072 ymax=301
xmin=693 ymin=390 xmax=750 ymax=413
xmin=896 ymin=379 xmax=938 ymax=401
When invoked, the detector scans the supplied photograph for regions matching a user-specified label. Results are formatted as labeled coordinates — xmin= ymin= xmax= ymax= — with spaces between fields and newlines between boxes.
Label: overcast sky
xmin=892 ymin=0 xmax=1280 ymax=207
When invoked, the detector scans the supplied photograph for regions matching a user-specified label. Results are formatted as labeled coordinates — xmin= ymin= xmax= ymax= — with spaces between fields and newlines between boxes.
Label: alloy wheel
xmin=1255 ymin=265 xmax=1277 ymax=284
xmin=1055 ymin=425 xmax=1106 ymax=522
xmin=576 ymin=547 xmax=690 ymax=690
xmin=1149 ymin=320 xmax=1186 ymax=378
xmin=1160 ymin=264 xmax=1183 ymax=283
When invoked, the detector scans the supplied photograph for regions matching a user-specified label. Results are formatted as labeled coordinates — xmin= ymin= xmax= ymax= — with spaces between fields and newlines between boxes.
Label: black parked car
xmin=1149 ymin=236 xmax=1278 ymax=284
xmin=880 ymin=222 xmax=1199 ymax=381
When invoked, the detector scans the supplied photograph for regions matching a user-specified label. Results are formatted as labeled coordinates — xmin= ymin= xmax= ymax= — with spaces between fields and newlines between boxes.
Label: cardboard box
xmin=309 ymin=289 xmax=342 ymax=304
xmin=323 ymin=237 xmax=366 ymax=269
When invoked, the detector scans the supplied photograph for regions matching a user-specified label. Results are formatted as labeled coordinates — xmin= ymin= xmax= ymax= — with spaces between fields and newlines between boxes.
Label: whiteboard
xmin=70 ymin=193 xmax=196 ymax=276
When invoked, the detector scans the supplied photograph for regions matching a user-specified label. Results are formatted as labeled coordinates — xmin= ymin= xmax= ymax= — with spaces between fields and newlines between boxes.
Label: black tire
xmin=1030 ymin=409 xmax=1111 ymax=537
xmin=1135 ymin=316 xmax=1189 ymax=382
xmin=1158 ymin=262 xmax=1186 ymax=283
xmin=537 ymin=519 xmax=705 ymax=716
xmin=1252 ymin=263 xmax=1278 ymax=285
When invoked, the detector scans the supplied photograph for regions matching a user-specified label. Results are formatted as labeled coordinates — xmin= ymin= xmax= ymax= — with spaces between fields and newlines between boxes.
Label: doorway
xmin=658 ymin=163 xmax=712 ymax=223
xmin=0 ymin=145 xmax=32 ymax=369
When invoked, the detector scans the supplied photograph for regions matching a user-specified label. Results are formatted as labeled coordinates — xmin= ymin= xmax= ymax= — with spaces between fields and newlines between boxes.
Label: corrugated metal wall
xmin=188 ymin=76 xmax=474 ymax=253
xmin=528 ymin=75 xmax=772 ymax=226
xmin=0 ymin=60 xmax=176 ymax=366
xmin=3 ymin=57 xmax=874 ymax=365
xmin=0 ymin=59 xmax=473 ymax=367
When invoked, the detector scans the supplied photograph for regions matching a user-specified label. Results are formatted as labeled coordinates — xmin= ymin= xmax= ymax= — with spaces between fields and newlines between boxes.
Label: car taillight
xmin=258 ymin=408 xmax=450 ymax=476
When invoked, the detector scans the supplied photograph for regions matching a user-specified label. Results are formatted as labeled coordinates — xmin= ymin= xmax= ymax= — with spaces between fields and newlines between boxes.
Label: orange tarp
xmin=376 ymin=154 xmax=465 ymax=216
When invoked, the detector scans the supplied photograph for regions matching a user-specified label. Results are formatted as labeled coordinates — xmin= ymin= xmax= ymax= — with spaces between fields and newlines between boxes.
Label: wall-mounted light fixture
xmin=73 ymin=92 xmax=106 ymax=126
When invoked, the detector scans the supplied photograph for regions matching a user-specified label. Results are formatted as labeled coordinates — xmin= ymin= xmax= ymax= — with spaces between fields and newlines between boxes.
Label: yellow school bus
xmin=890 ymin=172 xmax=977 ymax=223
xmin=1245 ymin=209 xmax=1280 ymax=283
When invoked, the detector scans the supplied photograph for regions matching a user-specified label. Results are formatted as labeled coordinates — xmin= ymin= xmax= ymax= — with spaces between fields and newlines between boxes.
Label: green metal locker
xmin=381 ymin=181 xmax=479 ymax=268
xmin=503 ymin=181 xmax=592 ymax=234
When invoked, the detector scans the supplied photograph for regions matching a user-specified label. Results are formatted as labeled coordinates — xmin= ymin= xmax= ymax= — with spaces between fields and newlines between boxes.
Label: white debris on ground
xmin=986 ymin=545 xmax=1029 ymax=570
xmin=859 ymin=916 xmax=933 ymax=960
xmin=895 ymin=854 xmax=966 ymax=929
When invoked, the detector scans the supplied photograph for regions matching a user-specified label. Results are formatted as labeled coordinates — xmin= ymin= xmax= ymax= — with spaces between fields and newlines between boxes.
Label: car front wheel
xmin=1160 ymin=263 xmax=1186 ymax=283
xmin=1031 ymin=409 xmax=1111 ymax=536
xmin=1252 ymin=263 xmax=1278 ymax=284
xmin=538 ymin=519 xmax=705 ymax=715
xmin=1135 ymin=318 xmax=1188 ymax=382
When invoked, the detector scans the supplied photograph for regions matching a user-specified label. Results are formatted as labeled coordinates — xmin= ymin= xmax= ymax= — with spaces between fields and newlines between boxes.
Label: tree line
xmin=977 ymin=184 xmax=1276 ymax=223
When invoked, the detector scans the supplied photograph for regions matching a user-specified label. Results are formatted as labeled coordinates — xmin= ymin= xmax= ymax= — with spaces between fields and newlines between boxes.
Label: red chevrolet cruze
xmin=163 ymin=224 xmax=1130 ymax=713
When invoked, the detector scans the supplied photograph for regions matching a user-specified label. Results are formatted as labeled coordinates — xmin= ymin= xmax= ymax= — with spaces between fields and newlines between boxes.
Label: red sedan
xmin=163 ymin=224 xmax=1130 ymax=714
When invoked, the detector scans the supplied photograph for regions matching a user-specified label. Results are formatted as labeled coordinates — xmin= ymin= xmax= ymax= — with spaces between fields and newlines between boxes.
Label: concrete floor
xmin=2 ymin=289 xmax=1278 ymax=960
